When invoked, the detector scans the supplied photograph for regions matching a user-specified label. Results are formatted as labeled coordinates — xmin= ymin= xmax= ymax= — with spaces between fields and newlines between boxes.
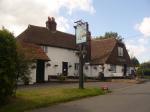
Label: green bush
xmin=143 ymin=69 xmax=150 ymax=76
xmin=57 ymin=74 xmax=66 ymax=81
xmin=136 ymin=67 xmax=150 ymax=77
xmin=0 ymin=28 xmax=31 ymax=105
xmin=0 ymin=29 xmax=18 ymax=105
xmin=136 ymin=68 xmax=143 ymax=77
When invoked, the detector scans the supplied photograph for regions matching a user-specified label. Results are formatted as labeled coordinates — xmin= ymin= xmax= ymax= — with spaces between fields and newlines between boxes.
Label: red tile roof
xmin=18 ymin=42 xmax=49 ymax=61
xmin=90 ymin=38 xmax=132 ymax=66
xmin=90 ymin=38 xmax=116 ymax=64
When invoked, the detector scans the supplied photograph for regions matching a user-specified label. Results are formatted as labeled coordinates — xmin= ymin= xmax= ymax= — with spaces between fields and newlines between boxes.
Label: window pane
xmin=75 ymin=63 xmax=79 ymax=70
xmin=118 ymin=47 xmax=123 ymax=56
xmin=110 ymin=64 xmax=116 ymax=73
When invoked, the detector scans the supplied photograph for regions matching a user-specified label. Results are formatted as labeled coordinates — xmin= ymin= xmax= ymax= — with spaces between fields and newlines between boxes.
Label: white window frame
xmin=41 ymin=46 xmax=48 ymax=53
xmin=118 ymin=47 xmax=123 ymax=56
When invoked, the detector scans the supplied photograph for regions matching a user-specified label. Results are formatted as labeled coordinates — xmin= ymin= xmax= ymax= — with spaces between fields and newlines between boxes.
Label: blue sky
xmin=63 ymin=0 xmax=150 ymax=36
xmin=0 ymin=0 xmax=150 ymax=63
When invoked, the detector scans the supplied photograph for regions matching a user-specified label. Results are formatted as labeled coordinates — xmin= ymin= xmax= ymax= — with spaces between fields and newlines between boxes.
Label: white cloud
xmin=57 ymin=0 xmax=95 ymax=15
xmin=125 ymin=37 xmax=150 ymax=63
xmin=56 ymin=16 xmax=70 ymax=32
xmin=132 ymin=16 xmax=150 ymax=62
xmin=136 ymin=17 xmax=150 ymax=37
xmin=0 ymin=0 xmax=95 ymax=36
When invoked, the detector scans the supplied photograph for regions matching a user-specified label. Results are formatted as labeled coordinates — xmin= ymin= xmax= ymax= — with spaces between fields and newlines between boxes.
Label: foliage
xmin=141 ymin=62 xmax=150 ymax=69
xmin=96 ymin=32 xmax=124 ymax=42
xmin=143 ymin=69 xmax=150 ymax=75
xmin=16 ymin=43 xmax=32 ymax=85
xmin=0 ymin=87 xmax=105 ymax=112
xmin=131 ymin=56 xmax=140 ymax=67
xmin=0 ymin=28 xmax=31 ymax=105
xmin=136 ymin=61 xmax=150 ymax=77
xmin=0 ymin=28 xmax=18 ymax=105
xmin=57 ymin=74 xmax=66 ymax=81
xmin=136 ymin=67 xmax=143 ymax=77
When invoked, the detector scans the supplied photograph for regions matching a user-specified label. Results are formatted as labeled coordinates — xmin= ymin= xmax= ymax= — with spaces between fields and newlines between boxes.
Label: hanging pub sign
xmin=75 ymin=22 xmax=88 ymax=44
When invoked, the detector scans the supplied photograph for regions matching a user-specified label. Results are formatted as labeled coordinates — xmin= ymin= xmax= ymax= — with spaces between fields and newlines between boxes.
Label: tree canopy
xmin=131 ymin=56 xmax=140 ymax=67
xmin=0 ymin=28 xmax=31 ymax=105
xmin=0 ymin=28 xmax=18 ymax=104
xmin=96 ymin=32 xmax=124 ymax=42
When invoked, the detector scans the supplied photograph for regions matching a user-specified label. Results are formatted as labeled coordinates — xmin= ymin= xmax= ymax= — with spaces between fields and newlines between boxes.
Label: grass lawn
xmin=0 ymin=87 xmax=105 ymax=112
xmin=143 ymin=75 xmax=150 ymax=79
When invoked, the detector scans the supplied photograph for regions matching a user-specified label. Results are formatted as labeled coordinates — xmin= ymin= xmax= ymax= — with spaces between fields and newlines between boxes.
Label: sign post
xmin=74 ymin=20 xmax=88 ymax=89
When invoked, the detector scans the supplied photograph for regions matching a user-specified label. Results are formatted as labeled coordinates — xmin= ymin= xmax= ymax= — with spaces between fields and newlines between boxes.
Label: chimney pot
xmin=46 ymin=17 xmax=57 ymax=31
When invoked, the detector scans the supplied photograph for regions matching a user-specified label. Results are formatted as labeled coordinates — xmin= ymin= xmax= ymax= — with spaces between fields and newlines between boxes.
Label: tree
xmin=16 ymin=43 xmax=31 ymax=85
xmin=140 ymin=61 xmax=150 ymax=76
xmin=131 ymin=56 xmax=140 ymax=68
xmin=96 ymin=32 xmax=124 ymax=42
xmin=0 ymin=28 xmax=31 ymax=105
xmin=0 ymin=28 xmax=18 ymax=104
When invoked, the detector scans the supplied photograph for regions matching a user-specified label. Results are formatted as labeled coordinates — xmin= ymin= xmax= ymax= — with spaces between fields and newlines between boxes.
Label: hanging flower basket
xmin=69 ymin=65 xmax=72 ymax=68
xmin=46 ymin=63 xmax=51 ymax=67
xmin=54 ymin=64 xmax=58 ymax=67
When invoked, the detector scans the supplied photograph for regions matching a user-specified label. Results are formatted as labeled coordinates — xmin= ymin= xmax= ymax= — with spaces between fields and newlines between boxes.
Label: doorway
xmin=62 ymin=62 xmax=68 ymax=76
xmin=36 ymin=60 xmax=45 ymax=83
xmin=123 ymin=64 xmax=127 ymax=76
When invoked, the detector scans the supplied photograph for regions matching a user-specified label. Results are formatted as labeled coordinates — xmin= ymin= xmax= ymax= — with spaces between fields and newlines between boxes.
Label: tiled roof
xmin=17 ymin=25 xmax=76 ymax=50
xmin=90 ymin=38 xmax=117 ymax=64
xmin=90 ymin=38 xmax=132 ymax=66
xmin=18 ymin=42 xmax=49 ymax=61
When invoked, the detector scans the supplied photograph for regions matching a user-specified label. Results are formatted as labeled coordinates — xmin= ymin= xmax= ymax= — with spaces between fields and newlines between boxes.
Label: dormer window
xmin=118 ymin=47 xmax=123 ymax=56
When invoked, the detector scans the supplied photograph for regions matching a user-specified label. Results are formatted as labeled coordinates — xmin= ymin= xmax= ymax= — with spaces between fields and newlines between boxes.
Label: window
xmin=118 ymin=47 xmax=123 ymax=56
xmin=41 ymin=46 xmax=48 ymax=53
xmin=110 ymin=64 xmax=116 ymax=73
xmin=74 ymin=63 xmax=79 ymax=70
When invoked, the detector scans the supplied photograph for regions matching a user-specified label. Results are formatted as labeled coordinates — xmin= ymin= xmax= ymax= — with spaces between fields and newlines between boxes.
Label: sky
xmin=0 ymin=0 xmax=150 ymax=63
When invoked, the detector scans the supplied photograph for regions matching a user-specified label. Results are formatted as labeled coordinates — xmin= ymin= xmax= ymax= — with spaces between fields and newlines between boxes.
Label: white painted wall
xmin=44 ymin=46 xmax=79 ymax=81
xmin=83 ymin=64 xmax=133 ymax=78
xmin=104 ymin=64 xmax=132 ymax=77
xmin=83 ymin=64 xmax=103 ymax=77
xmin=28 ymin=46 xmax=134 ymax=84
xmin=29 ymin=63 xmax=36 ymax=84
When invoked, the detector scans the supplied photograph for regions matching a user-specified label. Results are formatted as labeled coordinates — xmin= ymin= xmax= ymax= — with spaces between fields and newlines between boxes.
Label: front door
xmin=62 ymin=62 xmax=68 ymax=76
xmin=123 ymin=64 xmax=127 ymax=76
xmin=36 ymin=60 xmax=45 ymax=83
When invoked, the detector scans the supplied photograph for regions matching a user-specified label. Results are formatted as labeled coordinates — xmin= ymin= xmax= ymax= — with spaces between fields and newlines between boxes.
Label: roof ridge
xmin=92 ymin=37 xmax=117 ymax=41
xmin=28 ymin=24 xmax=74 ymax=36
xmin=28 ymin=24 xmax=46 ymax=29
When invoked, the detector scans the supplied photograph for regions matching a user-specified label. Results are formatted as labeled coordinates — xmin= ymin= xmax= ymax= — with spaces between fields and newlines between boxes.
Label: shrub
xmin=143 ymin=69 xmax=150 ymax=76
xmin=0 ymin=28 xmax=18 ymax=105
xmin=0 ymin=28 xmax=31 ymax=105
xmin=57 ymin=74 xmax=66 ymax=81
xmin=136 ymin=68 xmax=143 ymax=77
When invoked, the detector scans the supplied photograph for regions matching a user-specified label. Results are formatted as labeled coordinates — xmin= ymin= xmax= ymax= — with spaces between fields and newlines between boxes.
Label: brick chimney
xmin=46 ymin=17 xmax=57 ymax=31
